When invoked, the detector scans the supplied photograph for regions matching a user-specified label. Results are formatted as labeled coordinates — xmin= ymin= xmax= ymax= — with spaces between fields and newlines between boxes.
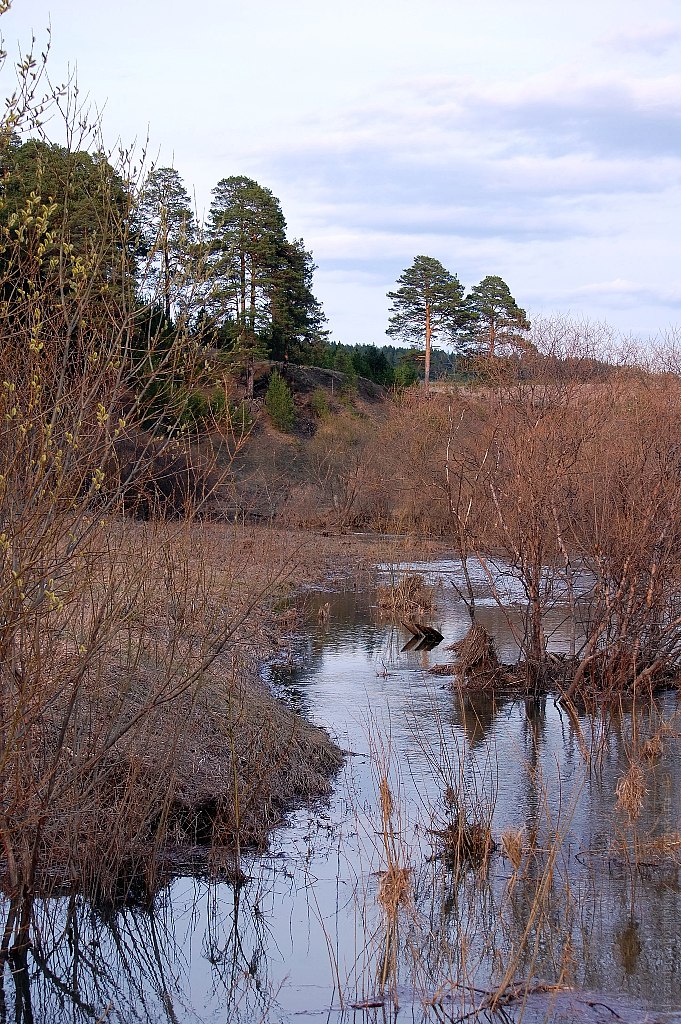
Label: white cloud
xmin=560 ymin=279 xmax=681 ymax=309
xmin=599 ymin=23 xmax=681 ymax=57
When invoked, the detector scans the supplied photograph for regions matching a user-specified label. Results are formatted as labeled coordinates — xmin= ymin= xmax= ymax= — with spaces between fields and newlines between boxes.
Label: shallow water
xmin=3 ymin=562 xmax=681 ymax=1022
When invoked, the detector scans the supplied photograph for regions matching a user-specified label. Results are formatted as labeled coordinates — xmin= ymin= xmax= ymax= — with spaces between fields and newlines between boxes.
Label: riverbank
xmin=2 ymin=521 xmax=439 ymax=905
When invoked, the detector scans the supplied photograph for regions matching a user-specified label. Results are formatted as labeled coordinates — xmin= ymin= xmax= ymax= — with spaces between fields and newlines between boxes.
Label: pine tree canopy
xmin=465 ymin=275 xmax=530 ymax=356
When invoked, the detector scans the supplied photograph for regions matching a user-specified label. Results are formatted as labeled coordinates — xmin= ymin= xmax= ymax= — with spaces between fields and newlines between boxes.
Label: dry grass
xmin=429 ymin=816 xmax=496 ymax=869
xmin=640 ymin=734 xmax=664 ymax=761
xmin=646 ymin=831 xmax=681 ymax=860
xmin=1 ymin=520 xmax=353 ymax=907
xmin=501 ymin=827 xmax=525 ymax=871
xmin=447 ymin=622 xmax=499 ymax=676
xmin=378 ymin=776 xmax=394 ymax=821
xmin=377 ymin=865 xmax=411 ymax=916
xmin=615 ymin=762 xmax=646 ymax=822
xmin=377 ymin=573 xmax=434 ymax=617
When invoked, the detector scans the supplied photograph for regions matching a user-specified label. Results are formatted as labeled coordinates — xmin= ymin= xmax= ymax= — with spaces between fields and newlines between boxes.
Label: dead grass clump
xmin=377 ymin=865 xmax=412 ymax=916
xmin=611 ymin=830 xmax=681 ymax=871
xmin=615 ymin=762 xmax=646 ymax=822
xmin=647 ymin=831 xmax=681 ymax=861
xmin=379 ymin=776 xmax=394 ymax=820
xmin=501 ymin=827 xmax=525 ymax=871
xmin=430 ymin=816 xmax=496 ymax=869
xmin=171 ymin=660 xmax=343 ymax=852
xmin=377 ymin=574 xmax=434 ymax=617
xmin=448 ymin=623 xmax=499 ymax=676
xmin=640 ymin=734 xmax=664 ymax=761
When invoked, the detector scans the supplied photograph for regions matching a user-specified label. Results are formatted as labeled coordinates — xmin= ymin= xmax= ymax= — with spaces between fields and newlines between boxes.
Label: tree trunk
xmin=245 ymin=355 xmax=255 ymax=403
xmin=424 ymin=301 xmax=432 ymax=388
xmin=163 ymin=240 xmax=171 ymax=323
xmin=240 ymin=252 xmax=247 ymax=324
xmin=249 ymin=257 xmax=256 ymax=335
xmin=161 ymin=208 xmax=171 ymax=323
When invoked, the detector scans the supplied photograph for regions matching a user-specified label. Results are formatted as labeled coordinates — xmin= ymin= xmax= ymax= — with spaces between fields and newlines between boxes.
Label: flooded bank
xmin=2 ymin=560 xmax=681 ymax=1022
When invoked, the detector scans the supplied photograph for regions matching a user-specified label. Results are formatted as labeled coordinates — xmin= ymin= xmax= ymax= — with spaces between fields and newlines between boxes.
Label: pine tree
xmin=205 ymin=176 xmax=286 ymax=339
xmin=204 ymin=176 xmax=326 ymax=392
xmin=465 ymin=275 xmax=530 ymax=357
xmin=204 ymin=176 xmax=285 ymax=397
xmin=387 ymin=256 xmax=469 ymax=386
xmin=270 ymin=237 xmax=327 ymax=362
xmin=265 ymin=369 xmax=295 ymax=431
xmin=137 ymin=167 xmax=196 ymax=322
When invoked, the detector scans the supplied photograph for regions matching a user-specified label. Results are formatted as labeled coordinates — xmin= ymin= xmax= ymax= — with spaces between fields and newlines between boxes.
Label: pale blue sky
xmin=2 ymin=0 xmax=680 ymax=345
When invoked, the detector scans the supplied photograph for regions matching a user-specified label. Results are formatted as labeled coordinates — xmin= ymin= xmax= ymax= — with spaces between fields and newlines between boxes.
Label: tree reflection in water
xmin=0 ymin=878 xmax=278 ymax=1023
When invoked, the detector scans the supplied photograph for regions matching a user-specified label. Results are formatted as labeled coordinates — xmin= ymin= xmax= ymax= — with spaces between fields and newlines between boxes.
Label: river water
xmin=3 ymin=560 xmax=681 ymax=1022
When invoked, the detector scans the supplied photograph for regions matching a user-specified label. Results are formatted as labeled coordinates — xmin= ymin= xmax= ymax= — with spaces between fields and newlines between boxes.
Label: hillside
xmin=207 ymin=361 xmax=393 ymax=524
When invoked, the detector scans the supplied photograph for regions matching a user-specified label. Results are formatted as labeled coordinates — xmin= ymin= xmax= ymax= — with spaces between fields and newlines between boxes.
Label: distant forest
xmin=295 ymin=341 xmax=462 ymax=387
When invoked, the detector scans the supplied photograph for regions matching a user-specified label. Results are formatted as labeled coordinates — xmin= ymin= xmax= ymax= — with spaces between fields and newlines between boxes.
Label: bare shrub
xmin=339 ymin=318 xmax=681 ymax=699
xmin=307 ymin=411 xmax=383 ymax=527
xmin=438 ymin=324 xmax=681 ymax=698
xmin=111 ymin=430 xmax=217 ymax=518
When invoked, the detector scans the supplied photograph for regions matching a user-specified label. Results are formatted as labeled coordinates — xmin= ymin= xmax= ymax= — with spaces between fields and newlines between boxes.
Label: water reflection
xmin=2 ymin=563 xmax=681 ymax=1021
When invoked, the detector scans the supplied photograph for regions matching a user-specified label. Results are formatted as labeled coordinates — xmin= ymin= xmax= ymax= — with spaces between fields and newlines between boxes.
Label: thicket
xmin=294 ymin=340 xmax=462 ymax=386
xmin=288 ymin=324 xmax=681 ymax=700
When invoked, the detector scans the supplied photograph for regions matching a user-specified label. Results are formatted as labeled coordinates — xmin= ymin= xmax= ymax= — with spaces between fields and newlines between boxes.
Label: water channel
xmin=3 ymin=559 xmax=681 ymax=1022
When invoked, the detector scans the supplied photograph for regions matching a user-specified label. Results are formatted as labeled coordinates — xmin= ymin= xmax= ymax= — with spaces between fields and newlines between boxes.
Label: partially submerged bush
xmin=429 ymin=815 xmax=496 ymax=869
xmin=377 ymin=573 xmax=434 ymax=616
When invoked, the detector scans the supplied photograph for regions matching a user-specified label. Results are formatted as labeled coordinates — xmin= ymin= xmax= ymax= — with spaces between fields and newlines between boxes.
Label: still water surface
xmin=5 ymin=560 xmax=681 ymax=1022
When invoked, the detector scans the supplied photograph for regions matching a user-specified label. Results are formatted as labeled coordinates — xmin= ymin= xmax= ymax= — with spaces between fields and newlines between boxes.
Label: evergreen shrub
xmin=265 ymin=370 xmax=295 ymax=431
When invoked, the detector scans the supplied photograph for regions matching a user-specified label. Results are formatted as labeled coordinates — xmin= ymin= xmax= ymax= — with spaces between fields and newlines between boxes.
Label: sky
xmin=1 ymin=0 xmax=680 ymax=346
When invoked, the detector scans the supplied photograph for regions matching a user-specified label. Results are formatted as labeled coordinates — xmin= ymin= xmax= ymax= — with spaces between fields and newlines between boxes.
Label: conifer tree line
xmin=0 ymin=138 xmax=529 ymax=387
xmin=0 ymin=141 xmax=325 ymax=369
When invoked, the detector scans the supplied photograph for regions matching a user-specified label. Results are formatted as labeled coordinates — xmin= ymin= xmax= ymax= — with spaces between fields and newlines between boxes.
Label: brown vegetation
xmin=6 ymin=21 xmax=681 ymax=1024
xmin=255 ymin=324 xmax=681 ymax=702
xmin=0 ymin=521 xmax=351 ymax=901
xmin=376 ymin=572 xmax=434 ymax=617
xmin=0 ymin=51 xmax=359 ymax=971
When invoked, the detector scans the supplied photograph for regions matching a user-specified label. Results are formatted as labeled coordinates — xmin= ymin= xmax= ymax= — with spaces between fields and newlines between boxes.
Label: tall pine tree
xmin=270 ymin=237 xmax=326 ymax=362
xmin=387 ymin=256 xmax=469 ymax=386
xmin=465 ymin=275 xmax=530 ymax=357
xmin=204 ymin=176 xmax=325 ymax=388
xmin=137 ymin=166 xmax=196 ymax=322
